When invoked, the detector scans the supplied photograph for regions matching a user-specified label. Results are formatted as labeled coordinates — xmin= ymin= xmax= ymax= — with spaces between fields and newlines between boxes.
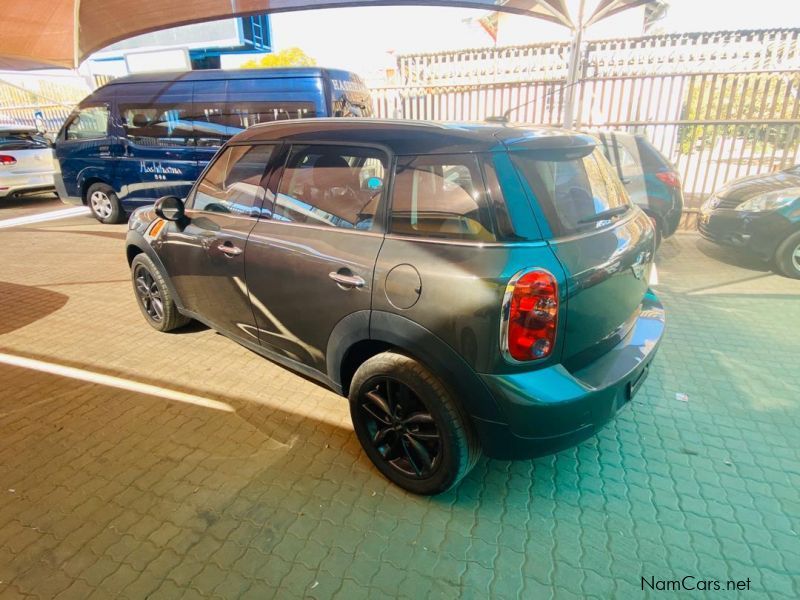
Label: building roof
xmin=231 ymin=118 xmax=597 ymax=155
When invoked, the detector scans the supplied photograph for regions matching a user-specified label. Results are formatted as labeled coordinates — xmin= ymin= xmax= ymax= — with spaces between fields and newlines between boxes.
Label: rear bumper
xmin=0 ymin=172 xmax=55 ymax=198
xmin=474 ymin=290 xmax=665 ymax=460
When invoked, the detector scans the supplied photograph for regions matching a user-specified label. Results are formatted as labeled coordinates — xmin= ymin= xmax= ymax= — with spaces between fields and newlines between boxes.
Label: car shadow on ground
xmin=0 ymin=192 xmax=59 ymax=211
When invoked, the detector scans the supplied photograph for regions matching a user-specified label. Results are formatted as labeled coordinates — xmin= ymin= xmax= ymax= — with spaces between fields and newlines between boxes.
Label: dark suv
xmin=126 ymin=120 xmax=665 ymax=495
xmin=595 ymin=131 xmax=684 ymax=245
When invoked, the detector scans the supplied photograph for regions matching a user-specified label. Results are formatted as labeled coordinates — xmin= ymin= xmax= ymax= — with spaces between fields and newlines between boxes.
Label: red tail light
xmin=0 ymin=155 xmax=16 ymax=166
xmin=502 ymin=269 xmax=558 ymax=362
xmin=655 ymin=170 xmax=680 ymax=189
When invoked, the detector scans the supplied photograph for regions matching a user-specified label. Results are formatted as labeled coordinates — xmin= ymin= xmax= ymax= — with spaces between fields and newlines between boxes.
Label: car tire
xmin=87 ymin=182 xmax=125 ymax=224
xmin=130 ymin=253 xmax=190 ymax=332
xmin=348 ymin=351 xmax=480 ymax=495
xmin=774 ymin=230 xmax=800 ymax=279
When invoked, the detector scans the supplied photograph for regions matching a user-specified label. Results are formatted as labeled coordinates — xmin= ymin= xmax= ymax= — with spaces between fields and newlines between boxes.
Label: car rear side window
xmin=390 ymin=154 xmax=495 ymax=242
xmin=188 ymin=144 xmax=275 ymax=216
xmin=511 ymin=148 xmax=629 ymax=237
xmin=192 ymin=102 xmax=318 ymax=147
xmin=0 ymin=132 xmax=49 ymax=150
xmin=272 ymin=145 xmax=387 ymax=231
xmin=65 ymin=106 xmax=109 ymax=141
xmin=120 ymin=103 xmax=194 ymax=147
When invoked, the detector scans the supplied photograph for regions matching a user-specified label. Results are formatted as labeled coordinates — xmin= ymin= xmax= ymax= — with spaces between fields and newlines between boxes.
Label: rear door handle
xmin=218 ymin=243 xmax=243 ymax=257
xmin=329 ymin=271 xmax=365 ymax=289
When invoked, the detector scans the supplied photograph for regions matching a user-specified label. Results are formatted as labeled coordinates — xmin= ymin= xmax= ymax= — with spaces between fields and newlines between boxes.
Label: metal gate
xmin=372 ymin=29 xmax=800 ymax=208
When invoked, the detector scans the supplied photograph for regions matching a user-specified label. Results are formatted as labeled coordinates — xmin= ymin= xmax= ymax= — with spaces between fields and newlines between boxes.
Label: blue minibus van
xmin=54 ymin=67 xmax=372 ymax=222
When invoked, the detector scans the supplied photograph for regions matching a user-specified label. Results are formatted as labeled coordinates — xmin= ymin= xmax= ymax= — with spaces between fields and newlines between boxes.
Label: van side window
xmin=65 ymin=106 xmax=109 ymax=141
xmin=120 ymin=104 xmax=194 ymax=147
xmin=273 ymin=145 xmax=387 ymax=231
xmin=390 ymin=154 xmax=495 ymax=241
xmin=192 ymin=102 xmax=317 ymax=147
xmin=188 ymin=144 xmax=275 ymax=216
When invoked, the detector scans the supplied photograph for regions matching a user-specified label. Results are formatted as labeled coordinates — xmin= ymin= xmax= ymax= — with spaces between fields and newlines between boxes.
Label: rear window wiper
xmin=577 ymin=205 xmax=630 ymax=224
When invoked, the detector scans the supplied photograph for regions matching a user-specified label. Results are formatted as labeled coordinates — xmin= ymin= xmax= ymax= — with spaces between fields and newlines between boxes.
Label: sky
xmin=268 ymin=0 xmax=797 ymax=76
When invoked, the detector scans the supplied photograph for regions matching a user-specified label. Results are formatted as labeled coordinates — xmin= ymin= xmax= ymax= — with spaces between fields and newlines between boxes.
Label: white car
xmin=0 ymin=125 xmax=56 ymax=198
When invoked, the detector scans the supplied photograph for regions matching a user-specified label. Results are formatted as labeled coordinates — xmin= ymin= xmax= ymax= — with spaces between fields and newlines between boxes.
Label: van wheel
xmin=87 ymin=182 xmax=124 ymax=224
xmin=348 ymin=352 xmax=480 ymax=495
xmin=774 ymin=231 xmax=800 ymax=279
xmin=131 ymin=254 xmax=190 ymax=332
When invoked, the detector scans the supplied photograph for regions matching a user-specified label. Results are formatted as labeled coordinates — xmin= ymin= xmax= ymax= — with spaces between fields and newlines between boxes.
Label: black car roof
xmin=231 ymin=119 xmax=596 ymax=155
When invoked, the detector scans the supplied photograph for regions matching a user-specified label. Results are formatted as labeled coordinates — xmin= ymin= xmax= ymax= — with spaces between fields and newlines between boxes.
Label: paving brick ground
xmin=0 ymin=208 xmax=798 ymax=599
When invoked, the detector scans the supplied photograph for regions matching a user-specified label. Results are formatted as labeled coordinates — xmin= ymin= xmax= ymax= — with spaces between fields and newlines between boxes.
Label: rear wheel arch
xmin=328 ymin=311 xmax=506 ymax=425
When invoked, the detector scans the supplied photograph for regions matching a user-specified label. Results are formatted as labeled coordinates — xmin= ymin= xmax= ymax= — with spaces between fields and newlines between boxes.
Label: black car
xmin=596 ymin=131 xmax=684 ymax=246
xmin=699 ymin=166 xmax=800 ymax=278
xmin=125 ymin=119 xmax=664 ymax=494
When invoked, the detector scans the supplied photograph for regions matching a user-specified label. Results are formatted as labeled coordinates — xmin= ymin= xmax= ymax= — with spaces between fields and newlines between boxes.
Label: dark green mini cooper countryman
xmin=125 ymin=119 xmax=665 ymax=495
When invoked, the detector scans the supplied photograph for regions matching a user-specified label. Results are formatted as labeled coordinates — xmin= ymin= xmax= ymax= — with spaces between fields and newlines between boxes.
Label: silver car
xmin=0 ymin=125 xmax=55 ymax=198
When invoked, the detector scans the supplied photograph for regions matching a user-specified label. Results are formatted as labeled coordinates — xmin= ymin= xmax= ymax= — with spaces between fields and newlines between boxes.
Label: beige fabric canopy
xmin=0 ymin=0 xmax=652 ymax=70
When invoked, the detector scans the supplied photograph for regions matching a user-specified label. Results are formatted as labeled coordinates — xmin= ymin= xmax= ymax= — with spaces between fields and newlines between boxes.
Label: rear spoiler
xmin=500 ymin=132 xmax=597 ymax=160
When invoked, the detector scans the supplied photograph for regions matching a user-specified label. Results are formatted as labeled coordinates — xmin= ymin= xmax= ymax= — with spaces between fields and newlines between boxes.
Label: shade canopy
xmin=0 ymin=0 xmax=653 ymax=70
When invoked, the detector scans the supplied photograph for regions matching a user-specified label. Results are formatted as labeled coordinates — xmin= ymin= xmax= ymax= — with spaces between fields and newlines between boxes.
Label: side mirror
xmin=154 ymin=195 xmax=185 ymax=222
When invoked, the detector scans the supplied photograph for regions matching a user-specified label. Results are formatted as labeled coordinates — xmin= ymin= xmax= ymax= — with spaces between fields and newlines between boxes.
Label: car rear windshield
xmin=635 ymin=135 xmax=673 ymax=171
xmin=511 ymin=148 xmax=630 ymax=238
xmin=0 ymin=132 xmax=49 ymax=150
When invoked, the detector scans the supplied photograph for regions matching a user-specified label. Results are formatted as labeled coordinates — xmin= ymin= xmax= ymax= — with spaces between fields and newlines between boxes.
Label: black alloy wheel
xmin=357 ymin=377 xmax=441 ymax=479
xmin=133 ymin=264 xmax=164 ymax=323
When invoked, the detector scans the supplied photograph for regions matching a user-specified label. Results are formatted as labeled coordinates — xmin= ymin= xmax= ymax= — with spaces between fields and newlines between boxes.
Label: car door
xmin=55 ymin=103 xmax=114 ymax=198
xmin=157 ymin=143 xmax=279 ymax=341
xmin=599 ymin=132 xmax=647 ymax=206
xmin=244 ymin=144 xmax=388 ymax=372
xmin=114 ymin=81 xmax=199 ymax=207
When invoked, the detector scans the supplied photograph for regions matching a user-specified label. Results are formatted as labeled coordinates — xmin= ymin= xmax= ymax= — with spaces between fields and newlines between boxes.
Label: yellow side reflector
xmin=148 ymin=219 xmax=165 ymax=238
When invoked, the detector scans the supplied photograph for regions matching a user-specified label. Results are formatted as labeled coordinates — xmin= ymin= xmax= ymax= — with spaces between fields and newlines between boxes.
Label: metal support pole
xmin=562 ymin=0 xmax=586 ymax=129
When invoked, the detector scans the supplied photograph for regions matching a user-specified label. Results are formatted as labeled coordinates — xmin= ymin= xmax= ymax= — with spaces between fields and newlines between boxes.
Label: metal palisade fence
xmin=372 ymin=29 xmax=800 ymax=208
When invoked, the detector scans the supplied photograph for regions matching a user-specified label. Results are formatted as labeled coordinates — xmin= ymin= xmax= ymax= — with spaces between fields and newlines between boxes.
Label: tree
xmin=241 ymin=47 xmax=316 ymax=69
xmin=677 ymin=72 xmax=800 ymax=155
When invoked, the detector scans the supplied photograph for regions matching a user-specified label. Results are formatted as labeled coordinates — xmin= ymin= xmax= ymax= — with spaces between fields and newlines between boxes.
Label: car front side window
xmin=187 ymin=144 xmax=275 ymax=217
xmin=65 ymin=106 xmax=109 ymax=141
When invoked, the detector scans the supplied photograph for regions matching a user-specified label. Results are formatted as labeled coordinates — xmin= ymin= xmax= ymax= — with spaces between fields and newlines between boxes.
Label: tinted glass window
xmin=190 ymin=144 xmax=275 ymax=216
xmin=512 ymin=148 xmax=630 ymax=237
xmin=635 ymin=136 xmax=673 ymax=171
xmin=193 ymin=102 xmax=317 ymax=147
xmin=273 ymin=145 xmax=387 ymax=230
xmin=120 ymin=104 xmax=194 ymax=147
xmin=65 ymin=106 xmax=109 ymax=140
xmin=0 ymin=132 xmax=49 ymax=150
xmin=390 ymin=154 xmax=494 ymax=241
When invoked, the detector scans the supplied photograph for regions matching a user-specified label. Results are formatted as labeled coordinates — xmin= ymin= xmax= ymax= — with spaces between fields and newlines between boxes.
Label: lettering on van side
xmin=139 ymin=161 xmax=183 ymax=179
xmin=331 ymin=79 xmax=368 ymax=94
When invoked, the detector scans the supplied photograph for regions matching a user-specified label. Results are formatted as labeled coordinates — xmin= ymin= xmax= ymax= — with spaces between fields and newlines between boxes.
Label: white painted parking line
xmin=649 ymin=263 xmax=659 ymax=286
xmin=0 ymin=352 xmax=234 ymax=414
xmin=0 ymin=206 xmax=90 ymax=230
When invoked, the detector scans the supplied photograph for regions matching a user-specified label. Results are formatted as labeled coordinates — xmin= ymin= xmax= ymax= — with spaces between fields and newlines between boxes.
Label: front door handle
xmin=218 ymin=243 xmax=243 ymax=257
xmin=329 ymin=271 xmax=365 ymax=289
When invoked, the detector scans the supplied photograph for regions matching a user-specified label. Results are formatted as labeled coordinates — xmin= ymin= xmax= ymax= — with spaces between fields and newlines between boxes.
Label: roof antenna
xmin=485 ymin=80 xmax=581 ymax=125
